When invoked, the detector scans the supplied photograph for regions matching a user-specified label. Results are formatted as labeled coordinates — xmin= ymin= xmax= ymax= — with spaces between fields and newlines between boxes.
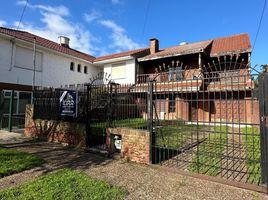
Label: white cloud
xmin=0 ymin=20 xmax=7 ymax=26
xmin=99 ymin=19 xmax=141 ymax=51
xmin=17 ymin=0 xmax=69 ymax=16
xmin=15 ymin=1 xmax=97 ymax=55
xmin=84 ymin=9 xmax=101 ymax=23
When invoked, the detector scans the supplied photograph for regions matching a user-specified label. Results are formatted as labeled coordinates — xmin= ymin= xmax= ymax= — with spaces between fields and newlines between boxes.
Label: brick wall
xmin=107 ymin=128 xmax=150 ymax=164
xmin=25 ymin=104 xmax=151 ymax=164
xmin=25 ymin=104 xmax=86 ymax=146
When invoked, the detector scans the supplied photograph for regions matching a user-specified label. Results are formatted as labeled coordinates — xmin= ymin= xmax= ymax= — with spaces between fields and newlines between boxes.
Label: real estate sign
xmin=59 ymin=90 xmax=78 ymax=117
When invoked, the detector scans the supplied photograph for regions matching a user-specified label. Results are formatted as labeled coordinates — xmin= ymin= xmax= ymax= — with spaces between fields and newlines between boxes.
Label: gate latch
xmin=261 ymin=116 xmax=268 ymax=126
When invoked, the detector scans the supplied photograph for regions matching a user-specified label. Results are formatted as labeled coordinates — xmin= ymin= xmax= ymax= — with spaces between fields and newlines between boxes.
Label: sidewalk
xmin=0 ymin=130 xmax=28 ymax=144
xmin=0 ymin=140 xmax=267 ymax=200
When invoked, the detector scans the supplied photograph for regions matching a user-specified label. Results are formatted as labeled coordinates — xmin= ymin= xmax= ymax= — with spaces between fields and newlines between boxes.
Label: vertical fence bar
xmin=8 ymin=90 xmax=14 ymax=132
xmin=0 ymin=90 xmax=3 ymax=129
xmin=86 ymin=84 xmax=90 ymax=147
xmin=258 ymin=73 xmax=268 ymax=190
xmin=148 ymin=80 xmax=154 ymax=164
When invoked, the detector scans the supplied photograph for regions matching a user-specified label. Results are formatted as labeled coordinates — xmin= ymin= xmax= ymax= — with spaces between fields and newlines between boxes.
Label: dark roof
xmin=0 ymin=27 xmax=96 ymax=62
xmin=94 ymin=48 xmax=150 ymax=62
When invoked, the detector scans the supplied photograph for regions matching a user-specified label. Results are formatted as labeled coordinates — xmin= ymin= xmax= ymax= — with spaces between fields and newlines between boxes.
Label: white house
xmin=0 ymin=27 xmax=148 ymax=123
xmin=0 ymin=27 xmax=99 ymax=90
xmin=94 ymin=48 xmax=149 ymax=84
xmin=0 ymin=27 xmax=99 ymax=126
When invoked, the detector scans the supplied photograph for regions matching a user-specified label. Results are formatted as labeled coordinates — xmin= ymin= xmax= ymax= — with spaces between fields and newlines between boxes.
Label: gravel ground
xmin=0 ymin=139 xmax=267 ymax=200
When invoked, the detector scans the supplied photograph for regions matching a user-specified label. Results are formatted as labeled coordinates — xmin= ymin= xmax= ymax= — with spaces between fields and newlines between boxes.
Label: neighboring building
xmin=94 ymin=48 xmax=149 ymax=84
xmin=0 ymin=27 xmax=98 ymax=129
xmin=0 ymin=27 xmax=98 ymax=90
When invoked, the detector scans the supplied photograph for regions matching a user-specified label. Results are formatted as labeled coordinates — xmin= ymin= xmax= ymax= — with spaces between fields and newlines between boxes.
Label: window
xmin=2 ymin=90 xmax=32 ymax=114
xmin=70 ymin=62 xmax=74 ymax=71
xmin=77 ymin=64 xmax=81 ymax=72
xmin=84 ymin=66 xmax=88 ymax=74
xmin=15 ymin=45 xmax=43 ymax=71
xmin=168 ymin=68 xmax=174 ymax=81
xmin=168 ymin=95 xmax=176 ymax=113
xmin=112 ymin=63 xmax=126 ymax=79
xmin=176 ymin=66 xmax=183 ymax=81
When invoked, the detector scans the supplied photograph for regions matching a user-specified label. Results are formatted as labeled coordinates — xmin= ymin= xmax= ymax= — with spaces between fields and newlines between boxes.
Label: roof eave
xmin=138 ymin=48 xmax=204 ymax=62
xmin=93 ymin=55 xmax=134 ymax=65
xmin=210 ymin=48 xmax=252 ymax=57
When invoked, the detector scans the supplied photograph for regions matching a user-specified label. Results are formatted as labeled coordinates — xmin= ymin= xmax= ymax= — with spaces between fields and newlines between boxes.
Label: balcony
xmin=206 ymin=70 xmax=255 ymax=91
xmin=134 ymin=69 xmax=254 ymax=93
xmin=135 ymin=70 xmax=203 ymax=93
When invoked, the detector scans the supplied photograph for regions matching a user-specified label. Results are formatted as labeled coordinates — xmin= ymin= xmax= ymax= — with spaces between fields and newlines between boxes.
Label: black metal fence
xmin=32 ymin=63 xmax=268 ymax=192
xmin=33 ymin=86 xmax=87 ymax=122
xmin=85 ymin=77 xmax=149 ymax=150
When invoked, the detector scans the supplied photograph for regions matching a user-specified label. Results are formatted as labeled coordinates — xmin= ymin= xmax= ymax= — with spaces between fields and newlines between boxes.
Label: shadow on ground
xmin=1 ymin=140 xmax=113 ymax=175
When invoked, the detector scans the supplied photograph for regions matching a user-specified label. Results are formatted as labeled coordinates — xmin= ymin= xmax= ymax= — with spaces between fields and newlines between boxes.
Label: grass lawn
xmin=187 ymin=125 xmax=228 ymax=176
xmin=90 ymin=118 xmax=148 ymax=141
xmin=91 ymin=118 xmax=147 ymax=130
xmin=242 ymin=127 xmax=261 ymax=184
xmin=155 ymin=124 xmax=207 ymax=149
xmin=0 ymin=147 xmax=44 ymax=178
xmin=0 ymin=168 xmax=127 ymax=200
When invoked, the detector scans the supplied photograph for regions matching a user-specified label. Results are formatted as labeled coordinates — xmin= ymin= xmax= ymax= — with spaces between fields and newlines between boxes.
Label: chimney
xmin=150 ymin=38 xmax=159 ymax=54
xmin=59 ymin=36 xmax=70 ymax=48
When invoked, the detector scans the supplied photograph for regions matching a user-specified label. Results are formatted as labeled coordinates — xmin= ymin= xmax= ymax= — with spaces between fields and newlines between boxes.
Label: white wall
xmin=0 ymin=37 xmax=99 ymax=88
xmin=103 ymin=59 xmax=136 ymax=84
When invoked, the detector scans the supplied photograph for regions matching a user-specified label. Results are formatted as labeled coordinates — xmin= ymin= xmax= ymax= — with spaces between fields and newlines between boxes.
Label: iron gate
xmin=86 ymin=73 xmax=115 ymax=150
xmin=85 ymin=73 xmax=149 ymax=151
xmin=149 ymin=61 xmax=267 ymax=192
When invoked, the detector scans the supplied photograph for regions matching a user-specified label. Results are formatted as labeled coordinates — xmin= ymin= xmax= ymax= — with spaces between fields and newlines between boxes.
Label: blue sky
xmin=0 ymin=0 xmax=267 ymax=65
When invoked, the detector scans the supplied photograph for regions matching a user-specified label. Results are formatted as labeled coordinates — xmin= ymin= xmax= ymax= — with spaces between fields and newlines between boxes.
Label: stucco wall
xmin=0 ymin=37 xmax=99 ymax=88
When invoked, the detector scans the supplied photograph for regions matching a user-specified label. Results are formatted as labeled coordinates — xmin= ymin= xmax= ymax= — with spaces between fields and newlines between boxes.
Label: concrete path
xmin=0 ymin=140 xmax=267 ymax=200
xmin=0 ymin=130 xmax=29 ymax=143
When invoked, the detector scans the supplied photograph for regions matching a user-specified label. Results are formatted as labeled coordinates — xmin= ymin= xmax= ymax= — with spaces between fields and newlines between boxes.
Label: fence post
xmin=86 ymin=84 xmax=91 ymax=147
xmin=8 ymin=90 xmax=14 ymax=132
xmin=148 ymin=81 xmax=154 ymax=164
xmin=0 ymin=90 xmax=3 ymax=129
xmin=107 ymin=83 xmax=114 ymax=128
xmin=259 ymin=73 xmax=268 ymax=190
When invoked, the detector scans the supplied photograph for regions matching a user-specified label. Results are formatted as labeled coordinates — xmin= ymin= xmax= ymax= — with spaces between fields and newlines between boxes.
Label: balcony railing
xmin=137 ymin=71 xmax=185 ymax=84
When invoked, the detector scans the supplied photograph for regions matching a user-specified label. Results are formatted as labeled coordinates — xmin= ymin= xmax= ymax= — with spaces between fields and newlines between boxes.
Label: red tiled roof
xmin=139 ymin=40 xmax=212 ymax=61
xmin=138 ymin=33 xmax=252 ymax=61
xmin=0 ymin=27 xmax=96 ymax=62
xmin=94 ymin=48 xmax=150 ymax=62
xmin=210 ymin=33 xmax=251 ymax=56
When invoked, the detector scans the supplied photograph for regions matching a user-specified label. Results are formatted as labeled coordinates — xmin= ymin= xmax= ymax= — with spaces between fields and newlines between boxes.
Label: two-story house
xmin=0 ymin=27 xmax=256 ymax=128
xmin=95 ymin=33 xmax=254 ymax=124
xmin=0 ymin=27 xmax=99 ymax=129
xmin=134 ymin=34 xmax=254 ymax=124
